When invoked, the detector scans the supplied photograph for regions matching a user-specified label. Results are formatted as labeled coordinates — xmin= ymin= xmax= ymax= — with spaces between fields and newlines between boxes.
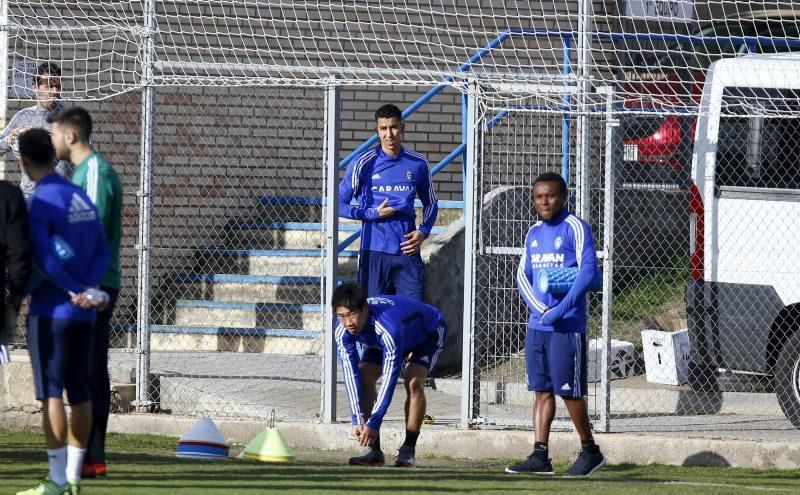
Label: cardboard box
xmin=587 ymin=338 xmax=636 ymax=382
xmin=641 ymin=328 xmax=690 ymax=385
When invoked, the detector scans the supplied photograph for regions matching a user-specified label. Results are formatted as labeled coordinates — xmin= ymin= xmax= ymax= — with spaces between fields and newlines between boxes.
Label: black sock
xmin=403 ymin=430 xmax=420 ymax=449
xmin=370 ymin=436 xmax=381 ymax=452
xmin=581 ymin=437 xmax=599 ymax=454
xmin=533 ymin=442 xmax=548 ymax=460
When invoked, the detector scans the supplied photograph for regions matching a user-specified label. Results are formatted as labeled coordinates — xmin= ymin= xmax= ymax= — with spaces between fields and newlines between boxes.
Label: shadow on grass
xmin=3 ymin=439 xmax=800 ymax=493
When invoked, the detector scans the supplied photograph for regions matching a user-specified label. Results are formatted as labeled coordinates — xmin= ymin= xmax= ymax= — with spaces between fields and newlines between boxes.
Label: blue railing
xmin=335 ymin=28 xmax=800 ymax=252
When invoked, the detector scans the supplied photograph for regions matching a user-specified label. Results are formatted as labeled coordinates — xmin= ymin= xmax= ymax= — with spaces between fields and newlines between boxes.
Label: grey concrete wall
xmin=423 ymin=219 xmax=465 ymax=375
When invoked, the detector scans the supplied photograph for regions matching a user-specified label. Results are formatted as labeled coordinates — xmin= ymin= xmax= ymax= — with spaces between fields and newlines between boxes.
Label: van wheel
xmin=774 ymin=330 xmax=800 ymax=428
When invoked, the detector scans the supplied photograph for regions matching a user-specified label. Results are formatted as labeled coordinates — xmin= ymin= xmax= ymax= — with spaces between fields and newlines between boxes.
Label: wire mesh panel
xmin=614 ymin=82 xmax=800 ymax=435
xmin=470 ymin=95 xmax=608 ymax=427
xmin=598 ymin=79 xmax=800 ymax=437
xmin=144 ymin=86 xmax=327 ymax=420
xmin=4 ymin=95 xmax=141 ymax=354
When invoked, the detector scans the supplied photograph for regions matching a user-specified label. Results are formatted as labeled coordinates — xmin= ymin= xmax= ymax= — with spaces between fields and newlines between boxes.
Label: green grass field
xmin=1 ymin=428 xmax=799 ymax=494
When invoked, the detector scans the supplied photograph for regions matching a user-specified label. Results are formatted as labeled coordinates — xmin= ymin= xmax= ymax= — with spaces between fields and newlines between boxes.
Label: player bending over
xmin=332 ymin=282 xmax=446 ymax=468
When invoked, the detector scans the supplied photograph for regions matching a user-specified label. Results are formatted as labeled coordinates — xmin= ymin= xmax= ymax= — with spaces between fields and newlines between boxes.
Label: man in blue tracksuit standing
xmin=332 ymin=282 xmax=446 ymax=469
xmin=506 ymin=172 xmax=606 ymax=477
xmin=339 ymin=103 xmax=438 ymax=302
xmin=17 ymin=129 xmax=110 ymax=495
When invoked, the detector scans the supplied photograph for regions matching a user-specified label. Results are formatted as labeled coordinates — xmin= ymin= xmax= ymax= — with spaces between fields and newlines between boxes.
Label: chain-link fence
xmin=464 ymin=75 xmax=800 ymax=436
xmin=469 ymin=91 xmax=609 ymax=428
xmin=5 ymin=94 xmax=141 ymax=350
xmin=6 ymin=0 xmax=800 ymax=441
xmin=133 ymin=86 xmax=328 ymax=419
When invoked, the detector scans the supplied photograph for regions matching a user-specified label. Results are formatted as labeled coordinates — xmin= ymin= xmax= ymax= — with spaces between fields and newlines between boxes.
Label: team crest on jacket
xmin=554 ymin=236 xmax=562 ymax=249
xmin=405 ymin=169 xmax=413 ymax=181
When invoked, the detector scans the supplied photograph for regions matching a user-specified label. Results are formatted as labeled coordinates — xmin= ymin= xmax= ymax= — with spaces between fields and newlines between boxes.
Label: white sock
xmin=47 ymin=446 xmax=67 ymax=485
xmin=66 ymin=445 xmax=86 ymax=482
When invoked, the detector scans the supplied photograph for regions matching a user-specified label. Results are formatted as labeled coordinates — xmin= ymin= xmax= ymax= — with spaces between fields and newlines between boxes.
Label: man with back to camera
xmin=338 ymin=103 xmax=438 ymax=301
xmin=332 ymin=282 xmax=447 ymax=468
xmin=0 ymin=62 xmax=69 ymax=199
xmin=506 ymin=172 xmax=606 ymax=477
xmin=16 ymin=128 xmax=110 ymax=495
xmin=49 ymin=106 xmax=123 ymax=480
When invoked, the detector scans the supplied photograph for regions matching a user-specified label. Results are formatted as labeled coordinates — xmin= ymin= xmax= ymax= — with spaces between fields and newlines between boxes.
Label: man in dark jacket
xmin=0 ymin=179 xmax=32 ymax=363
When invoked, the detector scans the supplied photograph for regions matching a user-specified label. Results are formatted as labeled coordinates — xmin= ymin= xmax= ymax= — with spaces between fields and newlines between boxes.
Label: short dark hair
xmin=18 ymin=128 xmax=55 ymax=168
xmin=331 ymin=282 xmax=367 ymax=311
xmin=375 ymin=104 xmax=402 ymax=121
xmin=533 ymin=172 xmax=568 ymax=198
xmin=47 ymin=106 xmax=92 ymax=143
xmin=33 ymin=62 xmax=61 ymax=86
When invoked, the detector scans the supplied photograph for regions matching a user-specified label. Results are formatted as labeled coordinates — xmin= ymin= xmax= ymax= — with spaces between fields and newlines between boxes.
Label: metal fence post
xmin=134 ymin=0 xmax=157 ymax=413
xmin=461 ymin=81 xmax=479 ymax=428
xmin=598 ymin=85 xmax=617 ymax=432
xmin=0 ymin=0 xmax=8 ymax=180
xmin=322 ymin=78 xmax=341 ymax=423
xmin=575 ymin=0 xmax=593 ymax=220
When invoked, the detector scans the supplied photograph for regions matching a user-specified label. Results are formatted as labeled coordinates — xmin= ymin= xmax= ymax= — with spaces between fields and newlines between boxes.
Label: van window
xmin=715 ymin=87 xmax=800 ymax=190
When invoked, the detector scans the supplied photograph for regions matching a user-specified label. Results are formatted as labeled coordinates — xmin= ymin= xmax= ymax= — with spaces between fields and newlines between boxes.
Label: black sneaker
xmin=348 ymin=447 xmax=385 ymax=467
xmin=504 ymin=454 xmax=554 ymax=474
xmin=394 ymin=445 xmax=415 ymax=468
xmin=564 ymin=448 xmax=606 ymax=477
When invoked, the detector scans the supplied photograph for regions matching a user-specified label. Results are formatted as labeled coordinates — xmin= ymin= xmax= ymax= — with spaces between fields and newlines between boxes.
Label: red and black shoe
xmin=81 ymin=462 xmax=107 ymax=479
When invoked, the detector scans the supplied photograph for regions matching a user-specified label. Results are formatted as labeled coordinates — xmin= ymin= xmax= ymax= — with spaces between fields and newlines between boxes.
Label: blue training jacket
xmin=28 ymin=172 xmax=110 ymax=321
xmin=516 ymin=210 xmax=598 ymax=333
xmin=335 ymin=295 xmax=446 ymax=430
xmin=339 ymin=145 xmax=438 ymax=255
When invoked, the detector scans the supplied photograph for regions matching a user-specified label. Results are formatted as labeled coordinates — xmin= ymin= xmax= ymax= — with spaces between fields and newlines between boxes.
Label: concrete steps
xmin=256 ymin=196 xmax=463 ymax=226
xmin=196 ymin=248 xmax=359 ymax=277
xmin=228 ymin=220 xmax=448 ymax=250
xmin=168 ymin=273 xmax=337 ymax=304
xmin=150 ymin=326 xmax=321 ymax=354
xmin=226 ymin=222 xmax=365 ymax=250
xmin=151 ymin=195 xmax=462 ymax=355
xmin=174 ymin=300 xmax=324 ymax=329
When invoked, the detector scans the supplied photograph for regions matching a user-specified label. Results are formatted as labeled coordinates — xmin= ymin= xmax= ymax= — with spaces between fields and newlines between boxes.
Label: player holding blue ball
xmin=507 ymin=172 xmax=605 ymax=477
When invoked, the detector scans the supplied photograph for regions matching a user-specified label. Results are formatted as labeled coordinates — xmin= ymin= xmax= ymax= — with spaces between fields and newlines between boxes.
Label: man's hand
xmin=400 ymin=230 xmax=425 ymax=255
xmin=70 ymin=289 xmax=110 ymax=310
xmin=375 ymin=198 xmax=397 ymax=219
xmin=7 ymin=127 xmax=28 ymax=148
xmin=351 ymin=424 xmax=364 ymax=440
xmin=540 ymin=307 xmax=560 ymax=326
xmin=357 ymin=425 xmax=379 ymax=446
xmin=71 ymin=292 xmax=92 ymax=309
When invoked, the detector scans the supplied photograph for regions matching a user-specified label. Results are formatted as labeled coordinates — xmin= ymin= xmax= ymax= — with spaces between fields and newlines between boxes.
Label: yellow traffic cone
xmin=239 ymin=410 xmax=295 ymax=463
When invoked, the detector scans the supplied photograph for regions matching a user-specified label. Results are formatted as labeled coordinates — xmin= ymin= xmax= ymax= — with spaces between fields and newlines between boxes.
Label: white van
xmin=688 ymin=53 xmax=800 ymax=427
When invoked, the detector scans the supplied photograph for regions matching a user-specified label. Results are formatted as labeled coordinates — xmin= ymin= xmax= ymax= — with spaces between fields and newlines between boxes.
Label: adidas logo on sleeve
xmin=68 ymin=193 xmax=97 ymax=223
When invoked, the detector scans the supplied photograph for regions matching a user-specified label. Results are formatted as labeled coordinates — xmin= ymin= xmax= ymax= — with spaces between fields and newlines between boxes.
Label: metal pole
xmin=461 ymin=90 xmax=468 ymax=203
xmin=322 ymin=78 xmax=341 ymax=423
xmin=134 ymin=0 xmax=157 ymax=413
xmin=575 ymin=0 xmax=593 ymax=220
xmin=598 ymin=85 xmax=617 ymax=432
xmin=0 ymin=0 xmax=8 ymax=180
xmin=561 ymin=36 xmax=572 ymax=183
xmin=461 ymin=81 xmax=479 ymax=427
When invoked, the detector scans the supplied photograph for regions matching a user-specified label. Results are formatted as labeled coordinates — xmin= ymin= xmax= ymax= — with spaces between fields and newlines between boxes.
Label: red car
xmin=620 ymin=10 xmax=800 ymax=185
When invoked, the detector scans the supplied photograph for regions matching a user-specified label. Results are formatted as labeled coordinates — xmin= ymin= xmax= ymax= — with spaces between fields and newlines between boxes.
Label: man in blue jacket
xmin=332 ymin=282 xmax=446 ymax=468
xmin=17 ymin=128 xmax=110 ymax=495
xmin=506 ymin=172 xmax=605 ymax=477
xmin=339 ymin=103 xmax=438 ymax=302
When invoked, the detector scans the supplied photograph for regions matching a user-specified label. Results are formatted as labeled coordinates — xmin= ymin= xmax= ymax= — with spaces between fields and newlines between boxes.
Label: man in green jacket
xmin=49 ymin=107 xmax=122 ymax=479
